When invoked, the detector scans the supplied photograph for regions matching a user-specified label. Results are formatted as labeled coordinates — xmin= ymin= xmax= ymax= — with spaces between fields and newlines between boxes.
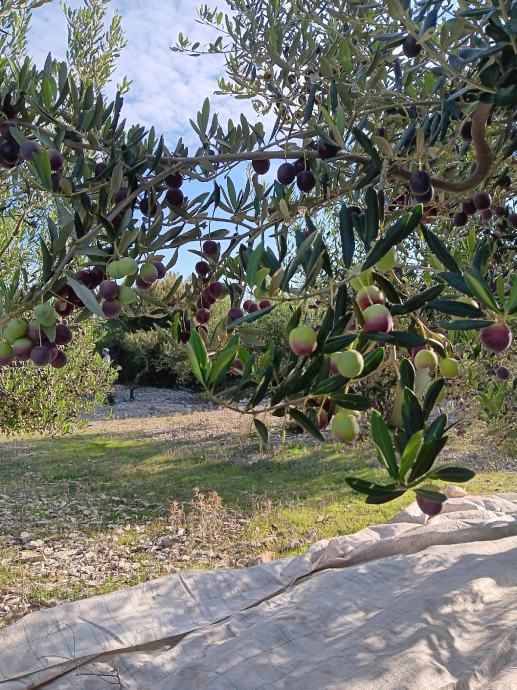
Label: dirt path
xmin=90 ymin=385 xmax=516 ymax=471
xmin=89 ymin=385 xmax=260 ymax=447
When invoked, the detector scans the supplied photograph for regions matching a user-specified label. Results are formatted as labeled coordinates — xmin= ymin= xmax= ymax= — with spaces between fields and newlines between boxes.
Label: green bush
xmin=97 ymin=299 xmax=302 ymax=389
xmin=122 ymin=328 xmax=197 ymax=388
xmin=0 ymin=325 xmax=117 ymax=436
xmin=96 ymin=273 xmax=191 ymax=387
xmin=98 ymin=320 xmax=195 ymax=388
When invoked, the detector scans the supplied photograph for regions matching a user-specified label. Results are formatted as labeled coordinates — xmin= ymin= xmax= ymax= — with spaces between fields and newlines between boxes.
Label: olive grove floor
xmin=0 ymin=386 xmax=515 ymax=629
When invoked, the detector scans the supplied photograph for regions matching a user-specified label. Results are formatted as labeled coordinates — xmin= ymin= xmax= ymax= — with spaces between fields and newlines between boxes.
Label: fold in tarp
xmin=1 ymin=493 xmax=516 ymax=689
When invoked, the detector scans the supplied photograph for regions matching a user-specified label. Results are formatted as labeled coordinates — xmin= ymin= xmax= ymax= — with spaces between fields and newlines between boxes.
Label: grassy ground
xmin=0 ymin=403 xmax=515 ymax=629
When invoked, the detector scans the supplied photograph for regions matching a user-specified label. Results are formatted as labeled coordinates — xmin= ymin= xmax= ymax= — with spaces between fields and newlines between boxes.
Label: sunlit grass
xmin=1 ymin=423 xmax=515 ymax=624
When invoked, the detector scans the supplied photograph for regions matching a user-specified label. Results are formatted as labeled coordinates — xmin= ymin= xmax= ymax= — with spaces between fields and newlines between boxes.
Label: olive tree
xmin=0 ymin=0 xmax=515 ymax=512
xmin=0 ymin=0 xmax=125 ymax=433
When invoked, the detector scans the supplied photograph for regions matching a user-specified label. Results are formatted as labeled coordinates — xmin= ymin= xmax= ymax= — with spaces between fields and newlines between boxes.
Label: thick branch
xmin=390 ymin=101 xmax=494 ymax=194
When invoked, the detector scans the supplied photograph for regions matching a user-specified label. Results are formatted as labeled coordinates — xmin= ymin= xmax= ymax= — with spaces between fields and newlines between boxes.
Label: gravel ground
xmin=87 ymin=385 xmax=303 ymax=459
xmin=92 ymin=386 xmax=515 ymax=471
xmin=90 ymin=385 xmax=213 ymax=419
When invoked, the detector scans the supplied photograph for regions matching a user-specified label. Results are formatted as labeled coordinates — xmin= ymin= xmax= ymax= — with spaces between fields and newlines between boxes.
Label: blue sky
xmin=28 ymin=0 xmax=277 ymax=274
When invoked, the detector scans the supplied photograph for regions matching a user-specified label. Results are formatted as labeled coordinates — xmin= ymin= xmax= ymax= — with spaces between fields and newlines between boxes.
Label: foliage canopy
xmin=0 ymin=0 xmax=515 ymax=504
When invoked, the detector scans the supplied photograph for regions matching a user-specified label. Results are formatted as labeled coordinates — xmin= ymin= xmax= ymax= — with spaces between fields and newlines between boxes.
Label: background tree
xmin=98 ymin=272 xmax=195 ymax=389
xmin=0 ymin=0 xmax=127 ymax=433
xmin=0 ymin=0 xmax=127 ymax=277
xmin=0 ymin=0 xmax=515 ymax=512
xmin=63 ymin=0 xmax=129 ymax=94
xmin=0 ymin=1 xmax=49 ymax=279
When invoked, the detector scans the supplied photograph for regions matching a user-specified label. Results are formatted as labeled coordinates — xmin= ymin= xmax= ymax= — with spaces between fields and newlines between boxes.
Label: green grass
xmin=3 ymin=433 xmax=375 ymax=511
xmin=2 ymin=430 xmax=516 ymax=536
xmin=1 ymin=424 xmax=516 ymax=626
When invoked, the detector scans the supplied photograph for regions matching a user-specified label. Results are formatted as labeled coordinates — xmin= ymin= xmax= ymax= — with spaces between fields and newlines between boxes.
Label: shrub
xmin=0 ymin=324 xmax=117 ymax=435
xmin=121 ymin=328 xmax=197 ymax=388
xmin=97 ymin=299 xmax=297 ymax=389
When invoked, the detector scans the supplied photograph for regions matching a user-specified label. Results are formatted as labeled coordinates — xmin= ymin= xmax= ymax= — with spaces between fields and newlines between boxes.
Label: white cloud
xmin=28 ymin=0 xmax=74 ymax=64
xmin=28 ymin=0 xmax=270 ymax=150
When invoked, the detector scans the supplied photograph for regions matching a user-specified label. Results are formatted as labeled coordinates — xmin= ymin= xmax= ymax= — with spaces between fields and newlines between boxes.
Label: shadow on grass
xmin=1 ymin=430 xmax=378 ymax=513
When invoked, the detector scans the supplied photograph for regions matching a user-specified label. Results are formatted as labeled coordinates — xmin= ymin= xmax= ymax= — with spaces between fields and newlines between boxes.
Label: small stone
xmin=19 ymin=550 xmax=43 ymax=563
xmin=156 ymin=535 xmax=174 ymax=549
xmin=26 ymin=539 xmax=45 ymax=549
xmin=443 ymin=485 xmax=468 ymax=498
xmin=19 ymin=531 xmax=34 ymax=544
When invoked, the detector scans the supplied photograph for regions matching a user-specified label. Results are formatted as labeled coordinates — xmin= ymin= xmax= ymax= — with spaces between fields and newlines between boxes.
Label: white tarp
xmin=1 ymin=492 xmax=517 ymax=689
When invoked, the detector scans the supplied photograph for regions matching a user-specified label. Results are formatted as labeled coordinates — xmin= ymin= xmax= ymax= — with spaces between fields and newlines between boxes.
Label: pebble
xmin=25 ymin=540 xmax=45 ymax=549
xmin=156 ymin=535 xmax=174 ymax=549
xmin=18 ymin=550 xmax=43 ymax=563
xmin=19 ymin=531 xmax=34 ymax=544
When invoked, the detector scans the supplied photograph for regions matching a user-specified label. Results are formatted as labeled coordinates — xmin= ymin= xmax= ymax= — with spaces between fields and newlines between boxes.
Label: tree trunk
xmin=129 ymin=360 xmax=149 ymax=401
